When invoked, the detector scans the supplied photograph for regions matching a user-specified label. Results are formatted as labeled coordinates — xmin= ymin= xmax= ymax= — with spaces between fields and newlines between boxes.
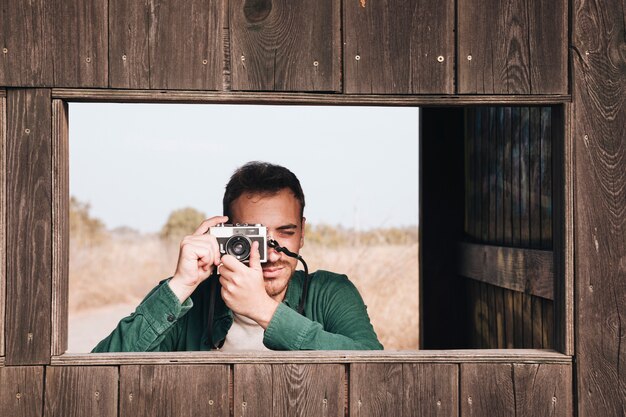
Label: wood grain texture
xmin=233 ymin=364 xmax=272 ymax=417
xmin=0 ymin=96 xmax=5 ymax=356
xmin=350 ymin=363 xmax=402 ymax=417
xmin=344 ymin=0 xmax=454 ymax=94
xmin=230 ymin=0 xmax=340 ymax=92
xmin=403 ymin=364 xmax=458 ymax=417
xmin=458 ymin=242 xmax=554 ymax=299
xmin=119 ymin=365 xmax=229 ymax=417
xmin=6 ymin=89 xmax=52 ymax=365
xmin=0 ymin=366 xmax=44 ymax=417
xmin=273 ymin=364 xmax=345 ymax=417
xmin=461 ymin=363 xmax=572 ymax=417
xmin=458 ymin=0 xmax=567 ymax=93
xmin=110 ymin=0 xmax=222 ymax=90
xmin=50 ymin=0 xmax=107 ymax=87
xmin=573 ymin=0 xmax=626 ymax=414
xmin=44 ymin=366 xmax=118 ymax=417
xmin=53 ymin=350 xmax=573 ymax=365
xmin=51 ymin=100 xmax=69 ymax=356
xmin=0 ymin=0 xmax=53 ymax=86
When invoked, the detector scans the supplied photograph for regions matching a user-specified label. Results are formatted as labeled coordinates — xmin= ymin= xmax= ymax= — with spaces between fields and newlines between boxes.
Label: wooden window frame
xmin=44 ymin=89 xmax=573 ymax=365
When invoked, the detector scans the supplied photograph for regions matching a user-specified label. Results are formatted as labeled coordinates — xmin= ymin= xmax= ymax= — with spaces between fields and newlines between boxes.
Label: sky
xmin=69 ymin=103 xmax=420 ymax=233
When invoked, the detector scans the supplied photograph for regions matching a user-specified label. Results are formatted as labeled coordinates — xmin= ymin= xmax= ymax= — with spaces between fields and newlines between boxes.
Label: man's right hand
xmin=168 ymin=215 xmax=228 ymax=303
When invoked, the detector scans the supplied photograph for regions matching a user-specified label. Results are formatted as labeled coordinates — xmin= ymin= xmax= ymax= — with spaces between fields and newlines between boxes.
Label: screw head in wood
xmin=122 ymin=54 xmax=127 ymax=61
xmin=27 ymin=332 xmax=33 ymax=341
xmin=313 ymin=60 xmax=319 ymax=67
xmin=355 ymin=55 xmax=361 ymax=61
xmin=323 ymin=398 xmax=328 ymax=404
xmin=242 ymin=402 xmax=247 ymax=407
xmin=86 ymin=57 xmax=91 ymax=63
xmin=202 ymin=59 xmax=208 ymax=65
xmin=437 ymin=400 xmax=442 ymax=406
xmin=241 ymin=55 xmax=246 ymax=61
xmin=94 ymin=391 xmax=100 ymax=397
xmin=2 ymin=48 xmax=7 ymax=54
xmin=16 ymin=393 xmax=21 ymax=399
xmin=437 ymin=55 xmax=444 ymax=62
xmin=24 ymin=128 xmax=31 ymax=134
xmin=467 ymin=55 xmax=472 ymax=61
xmin=209 ymin=400 xmax=214 ymax=406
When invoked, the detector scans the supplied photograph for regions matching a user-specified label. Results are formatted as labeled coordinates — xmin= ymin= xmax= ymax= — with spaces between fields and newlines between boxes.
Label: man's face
xmin=229 ymin=188 xmax=305 ymax=302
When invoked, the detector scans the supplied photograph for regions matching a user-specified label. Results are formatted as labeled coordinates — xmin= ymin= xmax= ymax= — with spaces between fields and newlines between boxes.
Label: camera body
xmin=208 ymin=223 xmax=267 ymax=263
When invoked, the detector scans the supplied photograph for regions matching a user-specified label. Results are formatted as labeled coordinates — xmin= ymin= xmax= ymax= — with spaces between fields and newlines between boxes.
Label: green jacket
xmin=92 ymin=270 xmax=383 ymax=352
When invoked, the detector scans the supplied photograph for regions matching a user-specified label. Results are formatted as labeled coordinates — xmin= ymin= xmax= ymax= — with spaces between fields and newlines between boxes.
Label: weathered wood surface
xmin=51 ymin=100 xmax=69 ymax=356
xmin=350 ymin=363 xmax=403 ymax=417
xmin=0 ymin=0 xmax=53 ymax=86
xmin=120 ymin=365 xmax=229 ymax=417
xmin=458 ymin=242 xmax=553 ymax=299
xmin=461 ymin=363 xmax=572 ymax=417
xmin=458 ymin=0 xmax=567 ymax=93
xmin=0 ymin=366 xmax=44 ymax=417
xmin=0 ymin=95 xmax=5 ymax=356
xmin=233 ymin=364 xmax=273 ymax=417
xmin=109 ymin=0 xmax=222 ymax=90
xmin=51 ymin=0 xmax=108 ymax=87
xmin=229 ymin=0 xmax=340 ymax=91
xmin=51 ymin=350 xmax=573 ymax=366
xmin=44 ymin=366 xmax=117 ymax=417
xmin=343 ymin=0 xmax=454 ymax=94
xmin=6 ymin=89 xmax=52 ymax=365
xmin=573 ymin=0 xmax=626 ymax=415
xmin=403 ymin=364 xmax=458 ymax=417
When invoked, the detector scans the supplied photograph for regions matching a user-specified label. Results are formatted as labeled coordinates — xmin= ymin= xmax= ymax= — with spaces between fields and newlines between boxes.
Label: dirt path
xmin=68 ymin=302 xmax=139 ymax=352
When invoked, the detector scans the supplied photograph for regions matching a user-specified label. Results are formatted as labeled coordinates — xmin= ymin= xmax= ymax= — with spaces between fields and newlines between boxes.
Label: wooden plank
xmin=273 ymin=364 xmax=345 ymax=417
xmin=540 ymin=107 xmax=553 ymax=249
xmin=233 ymin=365 xmax=272 ymax=417
xmin=469 ymin=280 xmax=481 ymax=348
xmin=0 ymin=366 xmax=44 ymax=417
xmin=522 ymin=293 xmax=533 ymax=347
xmin=532 ymin=296 xmax=543 ymax=348
xmin=504 ymin=289 xmax=514 ymax=348
xmin=480 ymin=282 xmax=489 ymax=349
xmin=461 ymin=364 xmax=515 ymax=417
xmin=457 ymin=0 xmax=567 ymax=93
xmin=119 ymin=365 xmax=229 ymax=417
xmin=512 ymin=363 xmax=572 ymax=417
xmin=519 ymin=107 xmax=531 ymax=245
xmin=542 ymin=299 xmax=554 ymax=349
xmin=458 ymin=242 xmax=554 ymax=299
xmin=496 ymin=107 xmax=504 ymax=243
xmin=465 ymin=109 xmax=473 ymax=237
xmin=481 ymin=108 xmax=490 ymax=242
xmin=529 ymin=107 xmax=542 ymax=248
xmin=503 ymin=107 xmax=512 ymax=245
xmin=487 ymin=284 xmax=498 ymax=348
xmin=474 ymin=108 xmax=483 ymax=241
xmin=551 ymin=104 xmax=573 ymax=355
xmin=513 ymin=291 xmax=523 ymax=347
xmin=495 ymin=286 xmax=505 ymax=349
xmin=511 ymin=107 xmax=522 ymax=246
xmin=108 ymin=0 xmax=151 ymax=89
xmin=44 ymin=366 xmax=118 ymax=417
xmin=573 ymin=0 xmax=626 ymax=414
xmin=53 ymin=350 xmax=573 ymax=365
xmin=0 ymin=96 xmax=5 ymax=356
xmin=0 ymin=0 xmax=53 ymax=86
xmin=51 ymin=88 xmax=572 ymax=105
xmin=350 ymin=364 xmax=402 ymax=417
xmin=51 ymin=0 xmax=108 ymax=87
xmin=230 ymin=0 xmax=339 ymax=92
xmin=344 ymin=0 xmax=454 ymax=94
xmin=403 ymin=364 xmax=458 ymax=417
xmin=6 ymin=89 xmax=52 ymax=365
xmin=489 ymin=107 xmax=497 ymax=242
xmin=51 ymin=100 xmax=69 ymax=356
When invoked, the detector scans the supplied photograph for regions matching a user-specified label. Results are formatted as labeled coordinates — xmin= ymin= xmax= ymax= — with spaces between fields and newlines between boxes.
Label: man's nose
xmin=267 ymin=245 xmax=281 ymax=262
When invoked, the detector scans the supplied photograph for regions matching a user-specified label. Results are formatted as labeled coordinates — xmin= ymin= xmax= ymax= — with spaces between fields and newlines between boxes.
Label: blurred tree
xmin=160 ymin=207 xmax=206 ymax=241
xmin=70 ymin=196 xmax=107 ymax=245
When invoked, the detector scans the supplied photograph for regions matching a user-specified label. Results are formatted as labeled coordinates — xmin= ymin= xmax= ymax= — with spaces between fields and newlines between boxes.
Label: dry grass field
xmin=69 ymin=231 xmax=419 ymax=351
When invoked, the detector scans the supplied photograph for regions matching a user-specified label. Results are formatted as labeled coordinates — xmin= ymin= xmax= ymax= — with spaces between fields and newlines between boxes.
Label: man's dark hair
xmin=223 ymin=161 xmax=305 ymax=220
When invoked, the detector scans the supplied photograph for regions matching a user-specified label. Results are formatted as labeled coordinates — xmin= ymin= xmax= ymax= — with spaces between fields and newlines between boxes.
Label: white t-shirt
xmin=220 ymin=313 xmax=271 ymax=351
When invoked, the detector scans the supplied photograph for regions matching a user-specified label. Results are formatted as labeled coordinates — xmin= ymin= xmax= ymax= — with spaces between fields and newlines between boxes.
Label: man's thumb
xmin=249 ymin=241 xmax=262 ymax=271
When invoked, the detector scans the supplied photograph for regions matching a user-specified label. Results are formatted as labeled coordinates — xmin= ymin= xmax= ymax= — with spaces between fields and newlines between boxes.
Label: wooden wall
xmin=461 ymin=106 xmax=555 ymax=350
xmin=0 ymin=0 xmax=624 ymax=416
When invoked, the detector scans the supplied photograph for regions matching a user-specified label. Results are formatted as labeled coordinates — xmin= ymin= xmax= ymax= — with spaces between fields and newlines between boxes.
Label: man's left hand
xmin=218 ymin=241 xmax=279 ymax=329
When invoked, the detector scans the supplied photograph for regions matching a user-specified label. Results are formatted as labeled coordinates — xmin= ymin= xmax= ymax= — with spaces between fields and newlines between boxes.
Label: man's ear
xmin=300 ymin=217 xmax=306 ymax=248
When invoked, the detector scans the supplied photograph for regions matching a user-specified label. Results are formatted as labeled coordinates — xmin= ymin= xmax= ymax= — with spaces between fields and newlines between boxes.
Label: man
xmin=93 ymin=162 xmax=382 ymax=351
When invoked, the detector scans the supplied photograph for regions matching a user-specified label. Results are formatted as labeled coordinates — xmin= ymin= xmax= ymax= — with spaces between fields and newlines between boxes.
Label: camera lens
xmin=225 ymin=235 xmax=251 ymax=260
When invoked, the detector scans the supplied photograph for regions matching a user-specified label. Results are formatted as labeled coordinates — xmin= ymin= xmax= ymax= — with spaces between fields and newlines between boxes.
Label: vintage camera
xmin=208 ymin=223 xmax=267 ymax=263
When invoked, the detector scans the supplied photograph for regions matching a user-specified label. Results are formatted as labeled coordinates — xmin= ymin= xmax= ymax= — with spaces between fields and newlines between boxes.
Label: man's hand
xmin=219 ymin=241 xmax=279 ymax=329
xmin=168 ymin=216 xmax=228 ymax=303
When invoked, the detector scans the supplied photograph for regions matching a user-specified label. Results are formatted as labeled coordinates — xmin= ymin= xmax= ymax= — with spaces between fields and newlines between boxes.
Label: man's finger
xmin=249 ymin=241 xmax=262 ymax=272
xmin=192 ymin=215 xmax=229 ymax=236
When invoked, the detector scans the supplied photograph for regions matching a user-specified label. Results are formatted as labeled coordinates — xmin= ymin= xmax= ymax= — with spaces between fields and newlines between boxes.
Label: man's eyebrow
xmin=276 ymin=224 xmax=298 ymax=230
